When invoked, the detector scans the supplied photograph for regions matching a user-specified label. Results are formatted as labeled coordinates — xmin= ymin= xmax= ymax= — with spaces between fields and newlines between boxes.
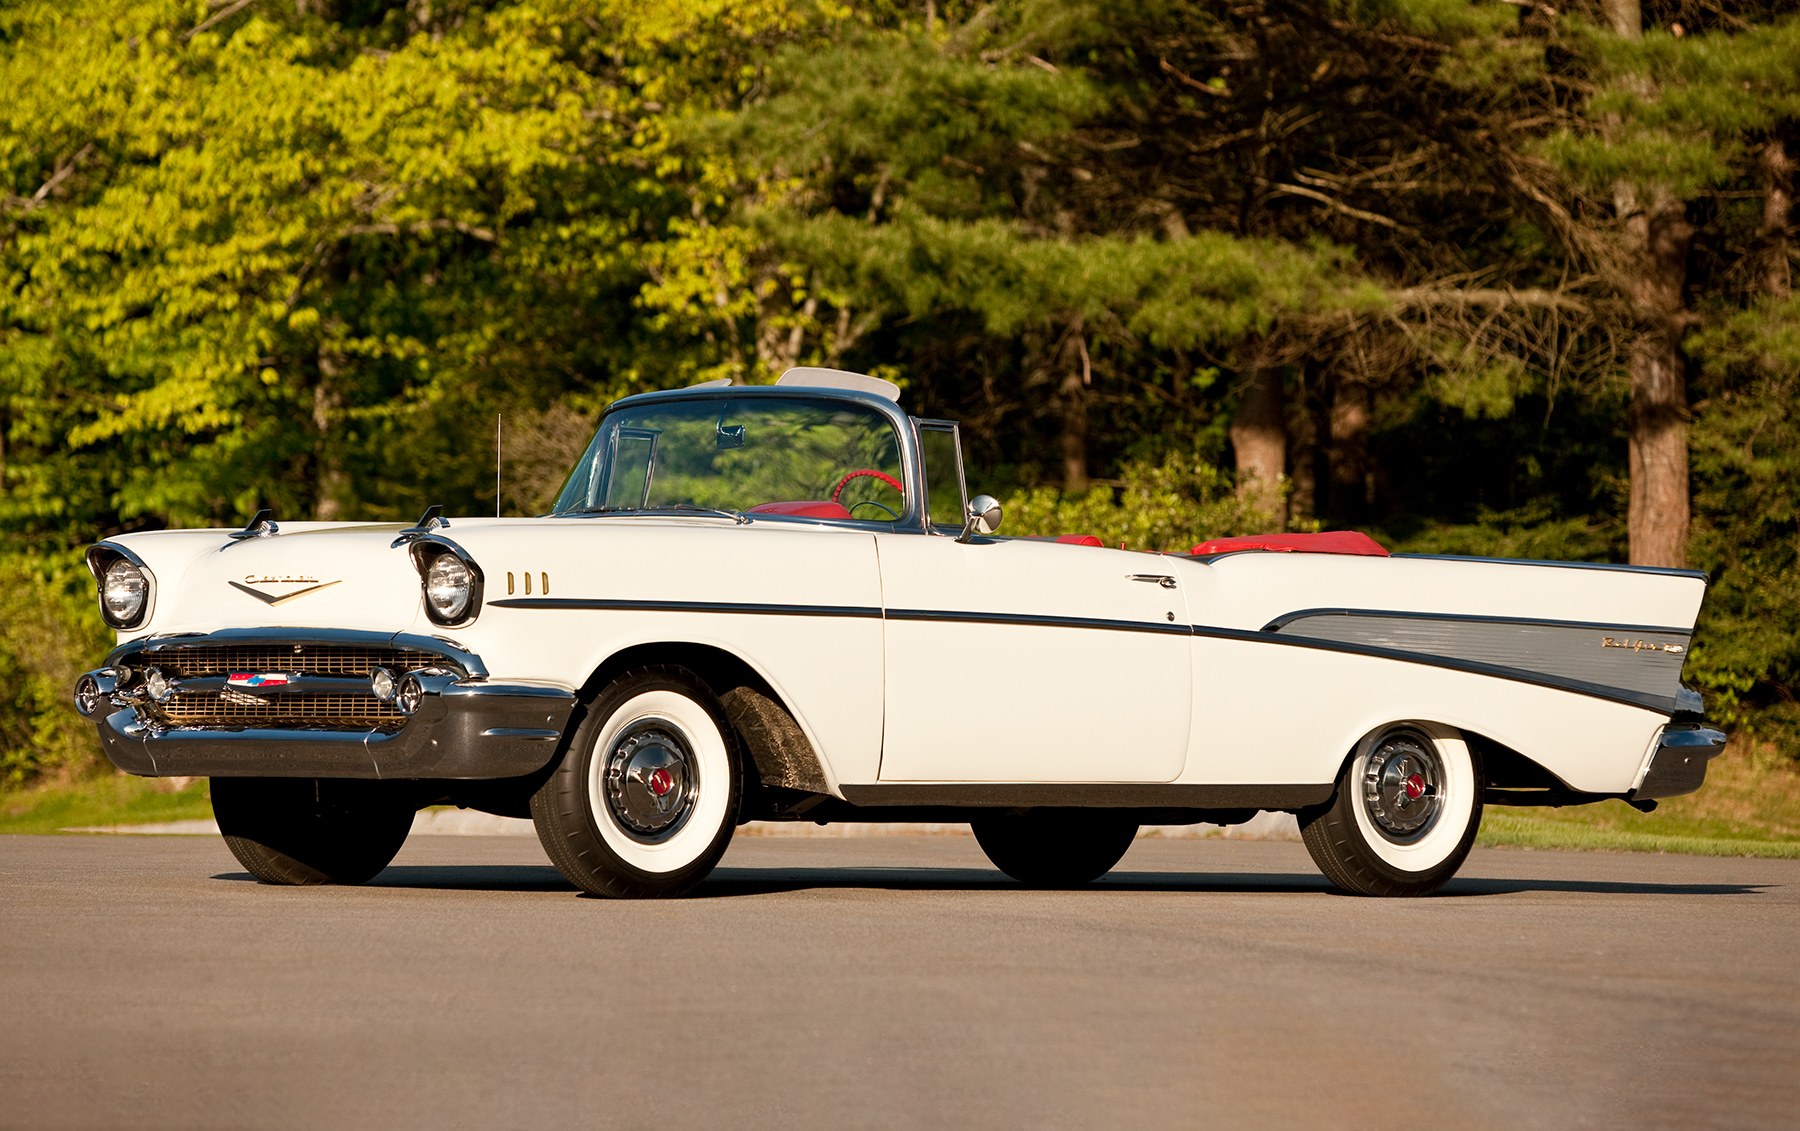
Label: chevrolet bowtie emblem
xmin=229 ymin=576 xmax=342 ymax=605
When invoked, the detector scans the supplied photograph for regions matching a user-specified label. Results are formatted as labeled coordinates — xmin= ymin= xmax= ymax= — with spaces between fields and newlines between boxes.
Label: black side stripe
xmin=1261 ymin=606 xmax=1692 ymax=637
xmin=884 ymin=608 xmax=1191 ymax=636
xmin=489 ymin=597 xmax=882 ymax=618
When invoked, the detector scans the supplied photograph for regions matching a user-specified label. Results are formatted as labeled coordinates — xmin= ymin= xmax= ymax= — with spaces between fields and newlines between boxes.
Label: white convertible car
xmin=75 ymin=369 xmax=1725 ymax=897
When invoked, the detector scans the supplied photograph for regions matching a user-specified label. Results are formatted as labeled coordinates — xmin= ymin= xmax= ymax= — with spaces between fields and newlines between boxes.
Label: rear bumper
xmin=1630 ymin=725 xmax=1728 ymax=800
xmin=81 ymin=677 xmax=576 ymax=781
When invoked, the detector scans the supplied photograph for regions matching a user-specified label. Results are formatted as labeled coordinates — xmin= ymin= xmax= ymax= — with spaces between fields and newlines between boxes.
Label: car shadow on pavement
xmin=689 ymin=868 xmax=1332 ymax=897
xmin=210 ymin=867 xmax=1771 ymax=898
xmin=693 ymin=868 xmax=1768 ymax=899
xmin=1445 ymin=876 xmax=1767 ymax=897
xmin=211 ymin=866 xmax=576 ymax=892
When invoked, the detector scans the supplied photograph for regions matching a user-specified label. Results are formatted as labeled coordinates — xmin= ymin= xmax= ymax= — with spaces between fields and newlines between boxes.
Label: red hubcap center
xmin=646 ymin=768 xmax=674 ymax=797
xmin=1403 ymin=773 xmax=1425 ymax=800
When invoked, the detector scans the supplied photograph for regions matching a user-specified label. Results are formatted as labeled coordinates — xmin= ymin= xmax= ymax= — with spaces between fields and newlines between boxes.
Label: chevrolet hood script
xmin=229 ymin=575 xmax=342 ymax=606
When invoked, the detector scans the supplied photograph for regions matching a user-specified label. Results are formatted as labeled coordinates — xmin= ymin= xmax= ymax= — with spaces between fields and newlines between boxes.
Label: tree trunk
xmin=312 ymin=353 xmax=346 ymax=522
xmin=1327 ymin=376 xmax=1371 ymax=524
xmin=1056 ymin=364 xmax=1090 ymax=496
xmin=1287 ymin=364 xmax=1322 ymax=523
xmin=1599 ymin=0 xmax=1641 ymax=37
xmin=1619 ymin=188 xmax=1692 ymax=568
xmin=1604 ymin=1 xmax=1692 ymax=568
xmin=1764 ymin=139 xmax=1792 ymax=300
xmin=1229 ymin=364 xmax=1286 ymax=523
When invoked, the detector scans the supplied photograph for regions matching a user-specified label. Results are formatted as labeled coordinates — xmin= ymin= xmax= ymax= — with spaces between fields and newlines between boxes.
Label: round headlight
xmin=101 ymin=559 xmax=149 ymax=626
xmin=424 ymin=554 xmax=474 ymax=621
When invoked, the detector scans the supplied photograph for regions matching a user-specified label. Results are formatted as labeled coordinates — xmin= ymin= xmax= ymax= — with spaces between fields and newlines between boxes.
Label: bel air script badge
xmin=229 ymin=575 xmax=342 ymax=605
xmin=1602 ymin=635 xmax=1686 ymax=656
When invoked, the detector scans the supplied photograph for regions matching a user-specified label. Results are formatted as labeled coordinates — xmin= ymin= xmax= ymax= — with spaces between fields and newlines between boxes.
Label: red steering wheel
xmin=831 ymin=468 xmax=904 ymax=505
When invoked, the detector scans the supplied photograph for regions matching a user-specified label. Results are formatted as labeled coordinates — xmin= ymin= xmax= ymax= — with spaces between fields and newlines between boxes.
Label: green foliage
xmin=0 ymin=553 xmax=111 ymax=787
xmin=770 ymin=212 xmax=1350 ymax=346
xmin=0 ymin=773 xmax=212 ymax=834
xmin=1545 ymin=15 xmax=1800 ymax=195
xmin=1000 ymin=452 xmax=1287 ymax=554
xmin=1340 ymin=0 xmax=1519 ymax=38
xmin=5 ymin=0 xmax=1800 ymax=784
xmin=1383 ymin=501 xmax=1623 ymax=564
xmin=1685 ymin=298 xmax=1800 ymax=731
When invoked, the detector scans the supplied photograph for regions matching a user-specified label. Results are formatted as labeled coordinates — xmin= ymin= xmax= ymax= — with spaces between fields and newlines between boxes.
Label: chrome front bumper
xmin=77 ymin=668 xmax=576 ymax=781
xmin=1630 ymin=724 xmax=1728 ymax=800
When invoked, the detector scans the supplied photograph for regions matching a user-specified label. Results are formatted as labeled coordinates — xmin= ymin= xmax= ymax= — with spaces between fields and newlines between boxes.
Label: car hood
xmin=111 ymin=521 xmax=429 ymax=638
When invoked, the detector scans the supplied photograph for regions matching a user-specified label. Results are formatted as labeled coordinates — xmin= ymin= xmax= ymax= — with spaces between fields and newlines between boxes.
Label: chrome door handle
xmin=1127 ymin=574 xmax=1177 ymax=589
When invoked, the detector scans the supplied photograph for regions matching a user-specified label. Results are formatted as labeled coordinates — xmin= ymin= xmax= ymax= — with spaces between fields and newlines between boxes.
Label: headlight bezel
xmin=408 ymin=537 xmax=484 ymax=627
xmin=86 ymin=544 xmax=156 ymax=630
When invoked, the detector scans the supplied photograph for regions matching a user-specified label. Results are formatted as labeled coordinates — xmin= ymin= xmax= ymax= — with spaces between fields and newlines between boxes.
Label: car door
xmin=875 ymin=533 xmax=1193 ymax=782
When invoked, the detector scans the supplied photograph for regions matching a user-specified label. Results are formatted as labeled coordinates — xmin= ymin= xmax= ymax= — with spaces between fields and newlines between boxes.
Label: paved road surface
xmin=3 ymin=832 xmax=1796 ymax=1129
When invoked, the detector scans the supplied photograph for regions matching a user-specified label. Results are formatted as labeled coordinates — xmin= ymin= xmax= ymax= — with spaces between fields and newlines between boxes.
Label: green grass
xmin=0 ymin=774 xmax=212 ymax=835
xmin=1476 ymin=738 xmax=1800 ymax=857
xmin=1479 ymin=810 xmax=1800 ymax=858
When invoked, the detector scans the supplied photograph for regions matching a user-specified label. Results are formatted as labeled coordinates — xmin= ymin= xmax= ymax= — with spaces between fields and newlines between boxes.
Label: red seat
xmin=1190 ymin=531 xmax=1388 ymax=557
xmin=1054 ymin=534 xmax=1105 ymax=547
xmin=747 ymin=500 xmax=854 ymax=520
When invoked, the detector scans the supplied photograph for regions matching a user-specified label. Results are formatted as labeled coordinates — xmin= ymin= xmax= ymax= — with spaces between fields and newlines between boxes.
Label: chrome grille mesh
xmin=134 ymin=645 xmax=447 ymax=728
xmin=163 ymin=692 xmax=398 ymax=727
xmin=152 ymin=646 xmax=437 ymax=680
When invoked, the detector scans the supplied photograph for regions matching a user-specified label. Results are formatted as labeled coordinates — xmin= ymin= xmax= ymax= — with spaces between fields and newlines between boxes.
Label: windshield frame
xmin=552 ymin=386 xmax=930 ymax=532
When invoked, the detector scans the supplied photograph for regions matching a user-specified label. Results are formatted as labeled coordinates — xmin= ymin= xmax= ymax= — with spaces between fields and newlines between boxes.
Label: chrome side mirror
xmin=958 ymin=495 xmax=1002 ymax=543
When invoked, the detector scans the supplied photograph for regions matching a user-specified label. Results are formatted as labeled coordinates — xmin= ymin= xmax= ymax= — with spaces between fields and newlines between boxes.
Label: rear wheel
xmin=212 ymin=777 xmax=414 ymax=885
xmin=530 ymin=667 xmax=741 ymax=898
xmin=1300 ymin=723 xmax=1482 ymax=897
xmin=971 ymin=809 xmax=1139 ymax=886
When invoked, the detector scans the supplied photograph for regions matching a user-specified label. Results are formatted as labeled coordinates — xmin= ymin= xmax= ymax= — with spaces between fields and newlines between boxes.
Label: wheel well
xmin=1325 ymin=722 xmax=1564 ymax=792
xmin=574 ymin=642 xmax=832 ymax=803
xmin=576 ymin=641 xmax=768 ymax=707
xmin=1467 ymin=731 xmax=1564 ymax=791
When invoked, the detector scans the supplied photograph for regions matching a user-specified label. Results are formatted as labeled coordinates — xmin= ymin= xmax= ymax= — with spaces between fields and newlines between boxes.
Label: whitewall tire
xmin=530 ymin=667 xmax=741 ymax=898
xmin=1300 ymin=722 xmax=1483 ymax=897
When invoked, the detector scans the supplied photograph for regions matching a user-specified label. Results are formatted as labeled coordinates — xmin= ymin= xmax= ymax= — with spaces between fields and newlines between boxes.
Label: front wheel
xmin=1300 ymin=723 xmax=1483 ymax=897
xmin=212 ymin=777 xmax=414 ymax=885
xmin=971 ymin=809 xmax=1139 ymax=886
xmin=530 ymin=667 xmax=741 ymax=898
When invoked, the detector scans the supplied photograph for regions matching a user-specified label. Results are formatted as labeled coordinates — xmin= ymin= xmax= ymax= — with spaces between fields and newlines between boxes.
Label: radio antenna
xmin=495 ymin=413 xmax=502 ymax=518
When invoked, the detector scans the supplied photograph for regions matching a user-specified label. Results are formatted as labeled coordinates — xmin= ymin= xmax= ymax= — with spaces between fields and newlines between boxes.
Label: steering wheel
xmin=849 ymin=499 xmax=900 ymax=520
xmin=831 ymin=468 xmax=904 ymax=507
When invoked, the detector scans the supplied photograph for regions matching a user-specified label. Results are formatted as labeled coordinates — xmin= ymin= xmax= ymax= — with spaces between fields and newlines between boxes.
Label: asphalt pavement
xmin=2 ymin=832 xmax=1796 ymax=1129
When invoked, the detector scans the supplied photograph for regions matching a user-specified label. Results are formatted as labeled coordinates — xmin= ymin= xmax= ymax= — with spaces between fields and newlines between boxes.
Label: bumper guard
xmin=1629 ymin=724 xmax=1728 ymax=801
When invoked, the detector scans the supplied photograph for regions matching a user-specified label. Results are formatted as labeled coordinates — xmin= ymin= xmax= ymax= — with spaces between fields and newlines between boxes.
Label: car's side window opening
xmin=917 ymin=422 xmax=967 ymax=532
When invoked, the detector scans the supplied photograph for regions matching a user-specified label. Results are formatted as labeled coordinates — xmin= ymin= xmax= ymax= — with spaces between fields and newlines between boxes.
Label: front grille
xmin=130 ymin=644 xmax=453 ymax=729
xmin=151 ymin=646 xmax=439 ymax=680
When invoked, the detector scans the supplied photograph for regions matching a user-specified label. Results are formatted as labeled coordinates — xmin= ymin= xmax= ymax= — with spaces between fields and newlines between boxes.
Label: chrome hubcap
xmin=1362 ymin=731 xmax=1443 ymax=843
xmin=603 ymin=720 xmax=698 ymax=842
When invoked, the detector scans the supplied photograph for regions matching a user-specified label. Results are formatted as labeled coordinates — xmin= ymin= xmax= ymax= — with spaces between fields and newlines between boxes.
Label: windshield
xmin=552 ymin=395 xmax=908 ymax=523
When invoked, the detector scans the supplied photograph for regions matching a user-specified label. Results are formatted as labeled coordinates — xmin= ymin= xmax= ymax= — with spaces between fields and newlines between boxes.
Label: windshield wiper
xmin=571 ymin=504 xmax=748 ymax=524
xmin=664 ymin=503 xmax=750 ymax=524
